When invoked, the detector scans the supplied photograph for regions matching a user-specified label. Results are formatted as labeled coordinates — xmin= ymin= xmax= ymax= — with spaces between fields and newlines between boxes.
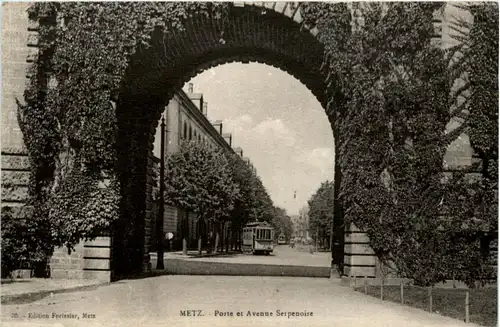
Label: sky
xmin=183 ymin=63 xmax=335 ymax=217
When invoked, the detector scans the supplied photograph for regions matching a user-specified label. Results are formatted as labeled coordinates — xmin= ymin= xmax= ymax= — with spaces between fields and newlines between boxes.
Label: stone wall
xmin=1 ymin=149 xmax=112 ymax=281
xmin=1 ymin=3 xmax=112 ymax=282
xmin=49 ymin=237 xmax=112 ymax=282
xmin=1 ymin=3 xmax=30 ymax=149
xmin=1 ymin=148 xmax=29 ymax=209
xmin=343 ymin=224 xmax=376 ymax=278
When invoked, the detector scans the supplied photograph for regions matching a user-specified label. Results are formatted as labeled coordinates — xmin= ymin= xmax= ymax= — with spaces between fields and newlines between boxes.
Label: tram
xmin=278 ymin=233 xmax=287 ymax=245
xmin=242 ymin=221 xmax=274 ymax=255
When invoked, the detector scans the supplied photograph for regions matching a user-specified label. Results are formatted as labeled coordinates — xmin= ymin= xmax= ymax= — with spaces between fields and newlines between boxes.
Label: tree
xmin=225 ymin=153 xmax=255 ymax=246
xmin=308 ymin=181 xmax=335 ymax=250
xmin=250 ymin=175 xmax=275 ymax=223
xmin=270 ymin=207 xmax=294 ymax=242
xmin=440 ymin=2 xmax=499 ymax=287
xmin=164 ymin=140 xmax=239 ymax=254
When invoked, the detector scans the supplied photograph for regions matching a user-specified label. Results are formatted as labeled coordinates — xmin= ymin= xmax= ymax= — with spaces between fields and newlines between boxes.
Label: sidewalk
xmin=1 ymin=278 xmax=106 ymax=304
xmin=1 ymin=275 xmax=483 ymax=327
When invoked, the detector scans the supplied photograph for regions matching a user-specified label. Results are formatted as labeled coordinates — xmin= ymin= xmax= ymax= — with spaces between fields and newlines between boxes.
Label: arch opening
xmin=112 ymin=5 xmax=341 ymax=277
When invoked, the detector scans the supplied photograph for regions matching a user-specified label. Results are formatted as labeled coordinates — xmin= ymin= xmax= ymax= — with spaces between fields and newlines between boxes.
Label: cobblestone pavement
xmin=155 ymin=244 xmax=331 ymax=267
xmin=1 ymin=275 xmax=479 ymax=327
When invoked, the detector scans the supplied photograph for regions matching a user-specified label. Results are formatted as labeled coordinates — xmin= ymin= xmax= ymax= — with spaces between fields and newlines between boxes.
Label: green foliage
xmin=302 ymin=2 xmax=497 ymax=287
xmin=225 ymin=153 xmax=253 ymax=225
xmin=48 ymin=169 xmax=120 ymax=252
xmin=1 ymin=207 xmax=29 ymax=277
xmin=18 ymin=1 xmax=496 ymax=287
xmin=19 ymin=2 xmax=230 ymax=261
xmin=1 ymin=206 xmax=53 ymax=277
xmin=270 ymin=207 xmax=294 ymax=241
xmin=308 ymin=180 xmax=335 ymax=236
xmin=438 ymin=2 xmax=499 ymax=287
xmin=165 ymin=140 xmax=238 ymax=222
xmin=467 ymin=3 xmax=498 ymax=169
xmin=251 ymin=176 xmax=275 ymax=223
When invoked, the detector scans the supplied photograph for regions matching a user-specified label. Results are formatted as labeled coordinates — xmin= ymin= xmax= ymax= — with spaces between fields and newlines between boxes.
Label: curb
xmin=1 ymin=282 xmax=109 ymax=305
xmin=159 ymin=259 xmax=332 ymax=278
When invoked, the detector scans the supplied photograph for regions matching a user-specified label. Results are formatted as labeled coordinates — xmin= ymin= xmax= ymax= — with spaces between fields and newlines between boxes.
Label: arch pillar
xmin=328 ymin=103 xmax=378 ymax=281
xmin=113 ymin=94 xmax=163 ymax=277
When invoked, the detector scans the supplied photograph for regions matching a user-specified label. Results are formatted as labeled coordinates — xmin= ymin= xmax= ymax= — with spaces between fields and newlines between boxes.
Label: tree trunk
xmin=214 ymin=232 xmax=220 ymax=253
xmin=182 ymin=238 xmax=187 ymax=255
xmin=225 ymin=223 xmax=230 ymax=253
xmin=182 ymin=210 xmax=188 ymax=255
xmin=315 ymin=228 xmax=319 ymax=250
xmin=196 ymin=220 xmax=201 ymax=255
xmin=231 ymin=228 xmax=235 ymax=251
xmin=221 ymin=222 xmax=225 ymax=253
xmin=329 ymin=224 xmax=333 ymax=252
xmin=197 ymin=214 xmax=202 ymax=255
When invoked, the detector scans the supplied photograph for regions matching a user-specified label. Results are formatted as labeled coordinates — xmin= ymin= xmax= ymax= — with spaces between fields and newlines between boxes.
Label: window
xmin=189 ymin=125 xmax=192 ymax=140
xmin=183 ymin=121 xmax=187 ymax=140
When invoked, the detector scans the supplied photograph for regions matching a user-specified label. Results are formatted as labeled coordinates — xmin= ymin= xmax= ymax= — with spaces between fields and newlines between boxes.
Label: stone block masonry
xmin=1 ymin=148 xmax=112 ymax=281
xmin=343 ymin=224 xmax=377 ymax=278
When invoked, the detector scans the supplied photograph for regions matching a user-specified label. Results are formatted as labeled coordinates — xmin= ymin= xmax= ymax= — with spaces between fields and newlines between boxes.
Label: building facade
xmin=290 ymin=207 xmax=310 ymax=241
xmin=150 ymin=83 xmax=252 ymax=251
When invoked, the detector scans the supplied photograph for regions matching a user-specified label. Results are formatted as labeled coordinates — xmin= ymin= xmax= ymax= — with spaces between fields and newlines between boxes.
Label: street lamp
xmin=156 ymin=115 xmax=166 ymax=270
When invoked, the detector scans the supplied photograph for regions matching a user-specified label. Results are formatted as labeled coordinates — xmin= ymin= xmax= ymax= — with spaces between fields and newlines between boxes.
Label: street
xmin=2 ymin=275 xmax=477 ymax=327
xmin=156 ymin=244 xmax=331 ymax=267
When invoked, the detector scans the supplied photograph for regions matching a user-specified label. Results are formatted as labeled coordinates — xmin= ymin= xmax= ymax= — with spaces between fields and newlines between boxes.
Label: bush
xmin=1 ymin=206 xmax=53 ymax=278
xmin=1 ymin=207 xmax=30 ymax=278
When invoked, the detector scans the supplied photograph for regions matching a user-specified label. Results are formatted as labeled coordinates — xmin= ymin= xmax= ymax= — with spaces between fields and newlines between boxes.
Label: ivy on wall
xmin=18 ymin=2 xmax=230 ymax=256
xmin=301 ymin=2 xmax=497 ymax=287
xmin=15 ymin=2 xmax=497 ymax=284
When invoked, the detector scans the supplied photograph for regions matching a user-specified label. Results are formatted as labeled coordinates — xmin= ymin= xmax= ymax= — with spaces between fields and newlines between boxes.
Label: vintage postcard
xmin=1 ymin=1 xmax=497 ymax=327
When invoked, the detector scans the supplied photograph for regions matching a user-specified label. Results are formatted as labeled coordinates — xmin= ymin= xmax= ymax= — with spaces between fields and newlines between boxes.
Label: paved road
xmin=2 ymin=276 xmax=478 ymax=327
xmin=157 ymin=244 xmax=331 ymax=267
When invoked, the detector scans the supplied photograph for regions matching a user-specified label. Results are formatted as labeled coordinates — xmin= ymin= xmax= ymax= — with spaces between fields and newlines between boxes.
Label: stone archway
xmin=112 ymin=3 xmax=340 ymax=277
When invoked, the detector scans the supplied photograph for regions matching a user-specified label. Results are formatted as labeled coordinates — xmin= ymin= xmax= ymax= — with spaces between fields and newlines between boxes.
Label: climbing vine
xmin=17 ymin=2 xmax=496 ymax=284
xmin=301 ymin=2 xmax=497 ymax=287
xmin=20 ymin=2 xmax=230 ymax=254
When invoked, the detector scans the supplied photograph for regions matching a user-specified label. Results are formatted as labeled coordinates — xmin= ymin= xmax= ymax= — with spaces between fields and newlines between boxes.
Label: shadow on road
xmin=1 ymin=284 xmax=105 ymax=305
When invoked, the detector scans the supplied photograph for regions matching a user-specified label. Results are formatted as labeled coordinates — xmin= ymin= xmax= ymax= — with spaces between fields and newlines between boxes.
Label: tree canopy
xmin=308 ymin=180 xmax=335 ymax=235
xmin=270 ymin=206 xmax=294 ymax=241
xmin=164 ymin=140 xmax=239 ymax=222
